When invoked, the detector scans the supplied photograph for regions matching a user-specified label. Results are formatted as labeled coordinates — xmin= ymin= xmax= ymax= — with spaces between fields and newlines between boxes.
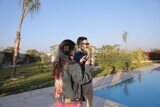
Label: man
xmin=73 ymin=36 xmax=94 ymax=107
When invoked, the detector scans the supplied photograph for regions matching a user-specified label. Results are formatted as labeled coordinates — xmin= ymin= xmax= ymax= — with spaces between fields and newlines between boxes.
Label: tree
xmin=96 ymin=44 xmax=120 ymax=58
xmin=40 ymin=53 xmax=50 ymax=63
xmin=3 ymin=47 xmax=14 ymax=53
xmin=148 ymin=48 xmax=160 ymax=60
xmin=96 ymin=44 xmax=133 ymax=73
xmin=122 ymin=31 xmax=128 ymax=54
xmin=25 ymin=49 xmax=40 ymax=62
xmin=12 ymin=0 xmax=41 ymax=78
xmin=1 ymin=47 xmax=15 ymax=65
xmin=130 ymin=48 xmax=148 ymax=63
xmin=26 ymin=49 xmax=39 ymax=56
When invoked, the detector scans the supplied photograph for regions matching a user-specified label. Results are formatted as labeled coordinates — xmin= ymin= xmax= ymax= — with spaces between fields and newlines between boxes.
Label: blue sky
xmin=0 ymin=0 xmax=160 ymax=53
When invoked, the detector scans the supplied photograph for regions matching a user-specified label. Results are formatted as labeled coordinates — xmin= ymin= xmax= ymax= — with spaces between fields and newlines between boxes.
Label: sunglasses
xmin=81 ymin=43 xmax=90 ymax=45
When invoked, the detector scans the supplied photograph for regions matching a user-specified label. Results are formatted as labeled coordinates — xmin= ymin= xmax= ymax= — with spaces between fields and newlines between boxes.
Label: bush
xmin=148 ymin=52 xmax=160 ymax=60
xmin=38 ymin=62 xmax=51 ymax=72
xmin=97 ymin=53 xmax=133 ymax=73
xmin=24 ymin=54 xmax=41 ymax=63
xmin=0 ymin=62 xmax=2 ymax=69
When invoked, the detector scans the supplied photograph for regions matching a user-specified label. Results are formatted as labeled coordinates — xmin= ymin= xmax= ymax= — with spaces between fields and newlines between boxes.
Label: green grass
xmin=0 ymin=62 xmax=153 ymax=97
xmin=0 ymin=63 xmax=53 ymax=96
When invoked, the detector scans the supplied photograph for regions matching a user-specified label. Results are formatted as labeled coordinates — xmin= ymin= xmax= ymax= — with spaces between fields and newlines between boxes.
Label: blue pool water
xmin=94 ymin=68 xmax=160 ymax=107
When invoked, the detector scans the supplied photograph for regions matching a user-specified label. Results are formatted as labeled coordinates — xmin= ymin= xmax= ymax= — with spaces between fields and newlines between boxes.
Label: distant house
xmin=50 ymin=44 xmax=59 ymax=62
xmin=45 ymin=53 xmax=52 ymax=63
xmin=50 ymin=51 xmax=60 ymax=62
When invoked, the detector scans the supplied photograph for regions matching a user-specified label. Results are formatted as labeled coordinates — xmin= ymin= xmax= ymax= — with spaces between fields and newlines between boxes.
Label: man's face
xmin=80 ymin=40 xmax=90 ymax=51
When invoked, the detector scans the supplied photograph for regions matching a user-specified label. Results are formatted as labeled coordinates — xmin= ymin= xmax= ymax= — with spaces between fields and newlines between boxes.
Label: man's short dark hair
xmin=77 ymin=36 xmax=87 ymax=46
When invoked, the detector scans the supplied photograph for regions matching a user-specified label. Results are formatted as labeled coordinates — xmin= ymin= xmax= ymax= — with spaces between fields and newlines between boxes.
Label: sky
xmin=0 ymin=0 xmax=160 ymax=53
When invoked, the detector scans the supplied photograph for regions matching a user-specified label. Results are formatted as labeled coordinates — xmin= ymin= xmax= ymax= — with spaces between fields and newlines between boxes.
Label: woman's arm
xmin=71 ymin=63 xmax=92 ymax=84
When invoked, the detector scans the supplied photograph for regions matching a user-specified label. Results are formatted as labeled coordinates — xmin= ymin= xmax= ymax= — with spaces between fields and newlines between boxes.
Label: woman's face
xmin=69 ymin=49 xmax=75 ymax=56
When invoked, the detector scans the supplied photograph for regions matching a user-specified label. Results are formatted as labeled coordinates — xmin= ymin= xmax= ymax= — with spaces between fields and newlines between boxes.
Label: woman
xmin=53 ymin=39 xmax=92 ymax=107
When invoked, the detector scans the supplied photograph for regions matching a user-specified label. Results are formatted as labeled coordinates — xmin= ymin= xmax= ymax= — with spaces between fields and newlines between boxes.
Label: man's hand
xmin=85 ymin=58 xmax=91 ymax=65
xmin=79 ymin=56 xmax=86 ymax=64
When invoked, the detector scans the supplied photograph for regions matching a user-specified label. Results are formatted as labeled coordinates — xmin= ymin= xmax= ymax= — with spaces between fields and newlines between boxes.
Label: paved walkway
xmin=0 ymin=64 xmax=160 ymax=107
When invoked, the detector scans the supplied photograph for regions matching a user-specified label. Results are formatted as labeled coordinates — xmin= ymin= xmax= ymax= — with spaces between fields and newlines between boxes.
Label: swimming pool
xmin=94 ymin=68 xmax=160 ymax=107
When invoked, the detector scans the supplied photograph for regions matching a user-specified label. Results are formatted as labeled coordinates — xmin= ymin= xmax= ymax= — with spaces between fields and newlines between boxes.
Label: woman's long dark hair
xmin=53 ymin=39 xmax=76 ymax=80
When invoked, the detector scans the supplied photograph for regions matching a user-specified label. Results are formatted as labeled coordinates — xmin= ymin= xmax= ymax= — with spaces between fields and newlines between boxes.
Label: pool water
xmin=94 ymin=68 xmax=160 ymax=107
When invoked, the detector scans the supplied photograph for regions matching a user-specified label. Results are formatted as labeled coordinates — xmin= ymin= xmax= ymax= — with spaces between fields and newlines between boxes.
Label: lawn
xmin=0 ymin=63 xmax=53 ymax=96
xmin=0 ymin=62 xmax=153 ymax=97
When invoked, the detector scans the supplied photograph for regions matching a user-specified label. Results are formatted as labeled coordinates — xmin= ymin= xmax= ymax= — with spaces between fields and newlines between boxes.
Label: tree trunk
xmin=12 ymin=3 xmax=25 ymax=78
xmin=12 ymin=32 xmax=21 ymax=77
xmin=126 ymin=42 xmax=128 ymax=54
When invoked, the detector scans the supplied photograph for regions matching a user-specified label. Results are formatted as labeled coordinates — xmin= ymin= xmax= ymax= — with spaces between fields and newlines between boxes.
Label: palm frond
xmin=21 ymin=0 xmax=41 ymax=17
xmin=122 ymin=31 xmax=128 ymax=42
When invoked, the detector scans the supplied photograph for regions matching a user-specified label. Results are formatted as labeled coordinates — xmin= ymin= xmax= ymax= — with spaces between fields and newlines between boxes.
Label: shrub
xmin=97 ymin=53 xmax=133 ymax=73
xmin=38 ymin=62 xmax=51 ymax=72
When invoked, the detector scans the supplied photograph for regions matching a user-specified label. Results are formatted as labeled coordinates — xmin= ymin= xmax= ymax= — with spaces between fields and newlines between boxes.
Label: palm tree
xmin=12 ymin=0 xmax=41 ymax=78
xmin=122 ymin=31 xmax=128 ymax=54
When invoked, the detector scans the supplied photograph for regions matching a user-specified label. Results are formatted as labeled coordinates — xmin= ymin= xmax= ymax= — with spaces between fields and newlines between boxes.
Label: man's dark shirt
xmin=73 ymin=51 xmax=86 ymax=65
